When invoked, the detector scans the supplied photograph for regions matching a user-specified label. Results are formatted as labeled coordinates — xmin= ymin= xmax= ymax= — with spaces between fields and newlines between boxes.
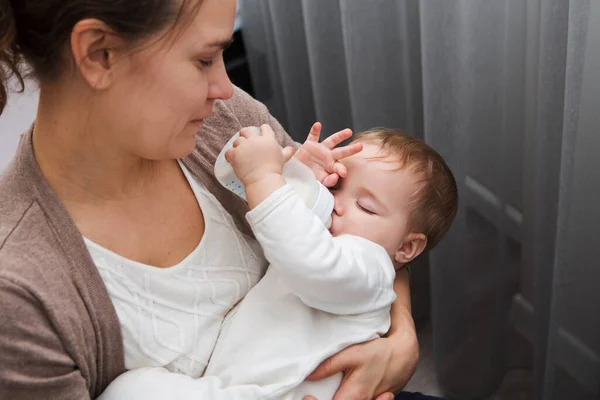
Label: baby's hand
xmin=294 ymin=122 xmax=363 ymax=188
xmin=225 ymin=125 xmax=295 ymax=187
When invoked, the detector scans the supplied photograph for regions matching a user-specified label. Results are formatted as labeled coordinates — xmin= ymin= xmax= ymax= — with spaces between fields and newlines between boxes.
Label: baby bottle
xmin=214 ymin=127 xmax=334 ymax=228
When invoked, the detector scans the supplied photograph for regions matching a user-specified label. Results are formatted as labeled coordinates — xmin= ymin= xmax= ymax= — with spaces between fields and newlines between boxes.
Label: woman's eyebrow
xmin=206 ymin=37 xmax=234 ymax=50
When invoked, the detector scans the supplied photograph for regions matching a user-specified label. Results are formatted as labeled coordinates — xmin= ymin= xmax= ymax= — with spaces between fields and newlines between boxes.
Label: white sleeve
xmin=246 ymin=185 xmax=396 ymax=315
xmin=98 ymin=368 xmax=265 ymax=400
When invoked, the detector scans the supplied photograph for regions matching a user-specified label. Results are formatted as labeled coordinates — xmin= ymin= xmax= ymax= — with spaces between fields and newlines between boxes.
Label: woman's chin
xmin=179 ymin=138 xmax=199 ymax=158
xmin=190 ymin=118 xmax=204 ymax=131
xmin=179 ymin=124 xmax=202 ymax=153
xmin=163 ymin=136 xmax=198 ymax=160
xmin=149 ymin=124 xmax=201 ymax=161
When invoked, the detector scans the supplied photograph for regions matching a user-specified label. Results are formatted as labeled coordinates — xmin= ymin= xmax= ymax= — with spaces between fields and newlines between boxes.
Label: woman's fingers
xmin=305 ymin=349 xmax=354 ymax=382
xmin=375 ymin=392 xmax=395 ymax=400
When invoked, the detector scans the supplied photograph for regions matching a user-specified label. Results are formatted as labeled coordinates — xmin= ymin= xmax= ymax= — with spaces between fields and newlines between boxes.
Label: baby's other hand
xmin=225 ymin=125 xmax=295 ymax=187
xmin=294 ymin=122 xmax=363 ymax=188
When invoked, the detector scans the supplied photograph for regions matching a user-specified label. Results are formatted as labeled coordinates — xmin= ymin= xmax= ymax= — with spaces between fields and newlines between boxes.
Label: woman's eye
xmin=199 ymin=59 xmax=214 ymax=68
xmin=357 ymin=202 xmax=376 ymax=215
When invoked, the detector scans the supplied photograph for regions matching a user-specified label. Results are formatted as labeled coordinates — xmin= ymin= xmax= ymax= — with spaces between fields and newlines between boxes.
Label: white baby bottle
xmin=214 ymin=127 xmax=334 ymax=228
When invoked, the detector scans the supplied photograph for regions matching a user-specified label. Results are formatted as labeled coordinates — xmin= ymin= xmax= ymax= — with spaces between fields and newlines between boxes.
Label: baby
xmin=99 ymin=125 xmax=458 ymax=400
xmin=203 ymin=125 xmax=458 ymax=399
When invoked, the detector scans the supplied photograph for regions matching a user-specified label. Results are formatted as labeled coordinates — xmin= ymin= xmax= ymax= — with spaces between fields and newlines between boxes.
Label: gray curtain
xmin=240 ymin=1 xmax=600 ymax=399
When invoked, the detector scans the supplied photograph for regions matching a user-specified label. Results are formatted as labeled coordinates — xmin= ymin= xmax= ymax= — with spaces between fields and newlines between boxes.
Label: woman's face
xmin=101 ymin=0 xmax=237 ymax=160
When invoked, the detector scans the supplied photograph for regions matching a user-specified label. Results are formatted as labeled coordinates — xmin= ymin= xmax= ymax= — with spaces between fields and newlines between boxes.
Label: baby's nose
xmin=333 ymin=195 xmax=344 ymax=216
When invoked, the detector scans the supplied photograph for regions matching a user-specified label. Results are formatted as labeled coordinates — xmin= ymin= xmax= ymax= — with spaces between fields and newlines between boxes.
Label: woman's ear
xmin=394 ymin=233 xmax=427 ymax=265
xmin=70 ymin=19 xmax=123 ymax=90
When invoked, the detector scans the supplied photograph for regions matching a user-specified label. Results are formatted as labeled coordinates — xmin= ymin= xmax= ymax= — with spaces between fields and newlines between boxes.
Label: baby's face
xmin=329 ymin=143 xmax=419 ymax=258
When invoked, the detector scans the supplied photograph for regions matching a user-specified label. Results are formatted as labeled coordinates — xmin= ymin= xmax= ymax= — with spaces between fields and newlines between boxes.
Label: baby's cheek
xmin=359 ymin=223 xmax=379 ymax=242
xmin=369 ymin=226 xmax=396 ymax=252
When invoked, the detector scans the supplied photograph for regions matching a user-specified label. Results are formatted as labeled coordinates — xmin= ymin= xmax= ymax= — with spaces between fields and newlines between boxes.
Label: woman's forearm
xmin=387 ymin=268 xmax=419 ymax=387
xmin=389 ymin=268 xmax=414 ymax=336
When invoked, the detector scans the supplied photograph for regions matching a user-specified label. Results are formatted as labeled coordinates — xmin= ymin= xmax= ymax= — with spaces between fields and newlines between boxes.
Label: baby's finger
xmin=306 ymin=122 xmax=322 ymax=143
xmin=224 ymin=149 xmax=235 ymax=163
xmin=232 ymin=137 xmax=245 ymax=148
xmin=322 ymin=128 xmax=353 ymax=150
xmin=303 ymin=140 xmax=329 ymax=160
xmin=282 ymin=146 xmax=296 ymax=162
xmin=322 ymin=174 xmax=339 ymax=188
xmin=239 ymin=126 xmax=260 ymax=138
xmin=332 ymin=161 xmax=348 ymax=178
xmin=259 ymin=124 xmax=276 ymax=138
xmin=331 ymin=142 xmax=363 ymax=162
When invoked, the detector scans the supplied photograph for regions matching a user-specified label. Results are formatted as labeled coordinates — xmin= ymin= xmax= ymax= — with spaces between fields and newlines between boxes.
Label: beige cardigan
xmin=0 ymin=87 xmax=295 ymax=399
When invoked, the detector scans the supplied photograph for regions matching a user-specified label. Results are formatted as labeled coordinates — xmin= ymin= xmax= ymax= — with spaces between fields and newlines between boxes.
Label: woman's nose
xmin=208 ymin=61 xmax=234 ymax=101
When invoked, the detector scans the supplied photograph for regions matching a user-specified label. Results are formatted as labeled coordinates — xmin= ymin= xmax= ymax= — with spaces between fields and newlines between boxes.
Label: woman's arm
xmin=0 ymin=278 xmax=92 ymax=400
xmin=304 ymin=269 xmax=419 ymax=400
xmin=387 ymin=269 xmax=420 ymax=388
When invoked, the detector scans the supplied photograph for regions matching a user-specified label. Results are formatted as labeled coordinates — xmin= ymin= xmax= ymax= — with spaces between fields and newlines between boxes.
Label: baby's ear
xmin=394 ymin=233 xmax=427 ymax=264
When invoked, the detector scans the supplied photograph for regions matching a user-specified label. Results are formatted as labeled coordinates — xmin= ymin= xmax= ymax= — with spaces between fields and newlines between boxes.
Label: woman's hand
xmin=303 ymin=270 xmax=420 ymax=400
xmin=302 ymin=333 xmax=418 ymax=400
xmin=294 ymin=122 xmax=363 ymax=188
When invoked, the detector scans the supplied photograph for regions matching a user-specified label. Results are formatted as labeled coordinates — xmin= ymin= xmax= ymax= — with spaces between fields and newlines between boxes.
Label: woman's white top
xmin=87 ymin=162 xmax=267 ymax=378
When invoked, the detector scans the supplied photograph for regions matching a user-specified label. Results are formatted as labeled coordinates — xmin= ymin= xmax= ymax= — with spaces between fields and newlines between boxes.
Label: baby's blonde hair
xmin=352 ymin=128 xmax=458 ymax=252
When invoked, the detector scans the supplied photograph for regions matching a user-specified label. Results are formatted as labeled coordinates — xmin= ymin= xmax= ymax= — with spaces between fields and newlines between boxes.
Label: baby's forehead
xmin=357 ymin=142 xmax=426 ymax=175
xmin=348 ymin=156 xmax=419 ymax=188
xmin=350 ymin=150 xmax=405 ymax=173
xmin=354 ymin=141 xmax=396 ymax=159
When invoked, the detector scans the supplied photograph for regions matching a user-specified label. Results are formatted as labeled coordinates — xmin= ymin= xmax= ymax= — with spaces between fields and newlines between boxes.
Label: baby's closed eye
xmin=357 ymin=201 xmax=377 ymax=215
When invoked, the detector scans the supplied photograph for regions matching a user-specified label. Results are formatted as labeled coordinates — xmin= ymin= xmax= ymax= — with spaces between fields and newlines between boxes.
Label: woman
xmin=0 ymin=0 xmax=419 ymax=399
